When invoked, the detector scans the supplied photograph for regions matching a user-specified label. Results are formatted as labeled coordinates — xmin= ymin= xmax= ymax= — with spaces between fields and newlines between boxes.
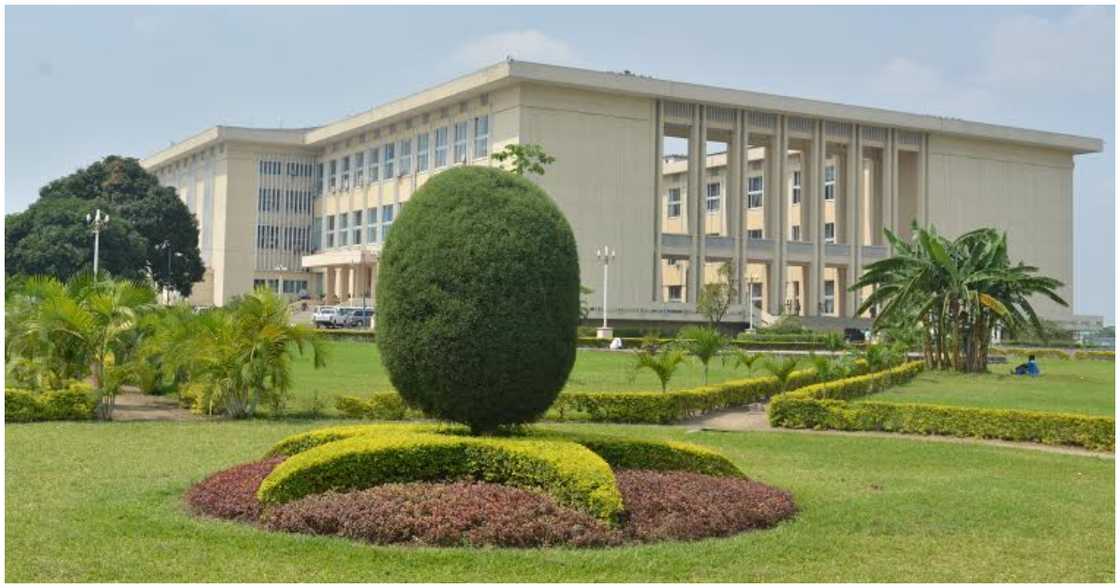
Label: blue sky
xmin=6 ymin=5 xmax=1114 ymax=322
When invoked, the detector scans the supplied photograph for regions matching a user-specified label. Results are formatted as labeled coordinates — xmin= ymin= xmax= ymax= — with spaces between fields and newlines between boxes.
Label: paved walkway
xmin=683 ymin=406 xmax=1113 ymax=459
xmin=111 ymin=393 xmax=204 ymax=422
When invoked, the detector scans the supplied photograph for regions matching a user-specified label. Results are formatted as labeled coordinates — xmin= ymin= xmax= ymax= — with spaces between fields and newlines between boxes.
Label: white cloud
xmin=863 ymin=57 xmax=996 ymax=118
xmin=455 ymin=29 xmax=578 ymax=69
xmin=981 ymin=6 xmax=1113 ymax=93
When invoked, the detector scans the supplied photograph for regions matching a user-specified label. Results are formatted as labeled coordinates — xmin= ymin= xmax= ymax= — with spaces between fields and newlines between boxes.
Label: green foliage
xmin=822 ymin=331 xmax=848 ymax=352
xmin=724 ymin=349 xmax=764 ymax=374
xmin=489 ymin=144 xmax=556 ymax=176
xmin=859 ymin=342 xmax=906 ymax=372
xmin=7 ymin=156 xmax=204 ymax=294
xmin=377 ymin=166 xmax=579 ymax=434
xmin=5 ymin=383 xmax=97 ymax=422
xmin=256 ymin=428 xmax=624 ymax=524
xmin=335 ymin=393 xmax=415 ymax=420
xmin=184 ymin=288 xmax=326 ymax=418
xmin=696 ymin=263 xmax=736 ymax=327
xmin=1073 ymin=350 xmax=1115 ymax=361
xmin=853 ymin=223 xmax=1067 ymax=372
xmin=550 ymin=433 xmax=744 ymax=477
xmin=678 ymin=326 xmax=727 ymax=384
xmin=579 ymin=285 xmax=593 ymax=320
xmin=811 ymin=353 xmax=857 ymax=382
xmin=632 ymin=346 xmax=688 ymax=392
xmin=758 ymin=314 xmax=810 ymax=335
xmin=762 ymin=355 xmax=802 ymax=393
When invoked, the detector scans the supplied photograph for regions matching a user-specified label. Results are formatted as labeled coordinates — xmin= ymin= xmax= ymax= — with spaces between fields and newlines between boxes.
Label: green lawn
xmin=5 ymin=420 xmax=1113 ymax=582
xmin=287 ymin=341 xmax=806 ymax=415
xmin=859 ymin=356 xmax=1115 ymax=416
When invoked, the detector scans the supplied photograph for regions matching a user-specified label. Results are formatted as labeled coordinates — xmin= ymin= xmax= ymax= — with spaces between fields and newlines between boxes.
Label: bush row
xmin=990 ymin=346 xmax=1115 ymax=361
xmin=335 ymin=393 xmax=420 ymax=420
xmin=1073 ymin=350 xmax=1115 ymax=361
xmin=5 ymin=384 xmax=97 ymax=423
xmin=257 ymin=430 xmax=626 ymax=524
xmin=768 ymin=361 xmax=1114 ymax=451
xmin=576 ymin=337 xmax=834 ymax=351
xmin=315 ymin=328 xmax=376 ymax=342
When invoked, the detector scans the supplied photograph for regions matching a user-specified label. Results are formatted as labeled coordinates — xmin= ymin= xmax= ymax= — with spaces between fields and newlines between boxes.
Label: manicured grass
xmin=286 ymin=341 xmax=806 ymax=415
xmin=5 ymin=420 xmax=1113 ymax=582
xmin=858 ymin=356 xmax=1115 ymax=416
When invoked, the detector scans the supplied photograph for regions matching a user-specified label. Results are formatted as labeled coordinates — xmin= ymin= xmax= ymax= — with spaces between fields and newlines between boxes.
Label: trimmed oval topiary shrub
xmin=376 ymin=166 xmax=580 ymax=433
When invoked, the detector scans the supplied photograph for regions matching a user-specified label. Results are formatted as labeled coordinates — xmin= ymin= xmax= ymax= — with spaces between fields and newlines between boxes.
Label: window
xmin=791 ymin=171 xmax=801 ymax=204
xmin=824 ymin=165 xmax=836 ymax=201
xmin=473 ymin=115 xmax=489 ymax=158
xmin=341 ymin=156 xmax=350 ymax=190
xmin=747 ymin=176 xmax=764 ymax=208
xmin=667 ymin=188 xmax=681 ymax=218
xmin=705 ymin=182 xmax=721 ymax=213
xmin=368 ymin=147 xmax=380 ymax=182
xmin=328 ymin=160 xmax=337 ymax=192
xmin=824 ymin=222 xmax=836 ymax=243
xmin=416 ymin=133 xmax=430 ymax=172
xmin=398 ymin=139 xmax=412 ymax=176
xmin=339 ymin=213 xmax=349 ymax=246
xmin=667 ymin=285 xmax=683 ymax=302
xmin=747 ymin=229 xmax=763 ymax=239
xmin=749 ymin=282 xmax=764 ymax=310
xmin=326 ymin=215 xmax=335 ymax=248
xmin=434 ymin=127 xmax=448 ymax=167
xmin=367 ymin=207 xmax=377 ymax=243
xmin=453 ymin=121 xmax=468 ymax=164
xmin=315 ymin=163 xmax=324 ymax=196
xmin=352 ymin=211 xmax=363 ymax=245
xmin=823 ymin=280 xmax=836 ymax=314
xmin=354 ymin=152 xmax=365 ymax=186
xmin=383 ymin=143 xmax=395 ymax=179
xmin=382 ymin=204 xmax=395 ymax=239
xmin=791 ymin=224 xmax=801 ymax=241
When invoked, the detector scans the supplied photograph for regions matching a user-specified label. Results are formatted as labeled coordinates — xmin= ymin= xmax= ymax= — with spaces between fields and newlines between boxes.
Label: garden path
xmin=112 ymin=392 xmax=203 ymax=422
xmin=684 ymin=406 xmax=1113 ymax=459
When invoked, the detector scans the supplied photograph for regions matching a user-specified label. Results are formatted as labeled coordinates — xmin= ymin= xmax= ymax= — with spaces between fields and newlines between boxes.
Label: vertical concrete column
xmin=729 ymin=110 xmax=745 ymax=305
xmin=918 ymin=133 xmax=929 ymax=227
xmin=324 ymin=267 xmax=335 ymax=304
xmin=846 ymin=126 xmax=863 ymax=317
xmin=347 ymin=266 xmax=358 ymax=303
xmin=807 ymin=120 xmax=824 ymax=317
xmin=333 ymin=267 xmax=344 ymax=303
xmin=652 ymin=100 xmax=665 ymax=302
xmin=767 ymin=116 xmax=788 ymax=316
xmin=687 ymin=105 xmax=704 ymax=303
xmin=371 ymin=261 xmax=380 ymax=305
xmin=888 ymin=129 xmax=899 ymax=252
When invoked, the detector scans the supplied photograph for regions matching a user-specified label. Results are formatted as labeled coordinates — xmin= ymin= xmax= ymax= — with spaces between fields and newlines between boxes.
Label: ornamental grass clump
xmin=376 ymin=166 xmax=580 ymax=434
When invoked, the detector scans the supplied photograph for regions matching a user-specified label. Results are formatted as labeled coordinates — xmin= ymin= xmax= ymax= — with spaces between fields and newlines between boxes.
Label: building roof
xmin=143 ymin=60 xmax=1103 ymax=169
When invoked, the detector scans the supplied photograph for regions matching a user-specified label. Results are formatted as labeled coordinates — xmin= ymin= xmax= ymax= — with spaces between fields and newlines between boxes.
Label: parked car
xmin=332 ymin=307 xmax=375 ymax=329
xmin=312 ymin=306 xmax=339 ymax=328
xmin=843 ymin=328 xmax=867 ymax=343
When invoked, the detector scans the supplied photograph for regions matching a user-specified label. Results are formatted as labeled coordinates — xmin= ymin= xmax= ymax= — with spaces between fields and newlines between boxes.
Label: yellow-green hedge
xmin=1073 ymin=350 xmax=1115 ymax=361
xmin=335 ymin=393 xmax=420 ymax=420
xmin=5 ymin=384 xmax=97 ymax=422
xmin=257 ymin=429 xmax=625 ymax=524
xmin=769 ymin=361 xmax=1114 ymax=451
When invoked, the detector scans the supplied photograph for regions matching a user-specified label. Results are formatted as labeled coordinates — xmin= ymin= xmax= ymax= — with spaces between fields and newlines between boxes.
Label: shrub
xmin=5 ymin=384 xmax=97 ymax=422
xmin=615 ymin=470 xmax=796 ymax=542
xmin=335 ymin=393 xmax=414 ymax=420
xmin=256 ymin=430 xmax=625 ymax=524
xmin=781 ymin=361 xmax=926 ymax=403
xmin=553 ymin=433 xmax=744 ymax=477
xmin=991 ymin=347 xmax=1071 ymax=361
xmin=376 ymin=166 xmax=580 ymax=433
xmin=184 ymin=457 xmax=286 ymax=521
xmin=1073 ymin=350 xmax=1115 ymax=361
xmin=263 ymin=482 xmax=620 ymax=548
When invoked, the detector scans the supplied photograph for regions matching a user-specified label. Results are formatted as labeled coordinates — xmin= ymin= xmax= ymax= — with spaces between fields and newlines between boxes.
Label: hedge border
xmin=5 ymin=386 xmax=97 ymax=423
xmin=768 ymin=361 xmax=1115 ymax=451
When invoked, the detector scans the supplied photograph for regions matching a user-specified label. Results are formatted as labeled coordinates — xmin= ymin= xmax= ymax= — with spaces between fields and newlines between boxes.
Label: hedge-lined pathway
xmin=685 ymin=407 xmax=1113 ymax=459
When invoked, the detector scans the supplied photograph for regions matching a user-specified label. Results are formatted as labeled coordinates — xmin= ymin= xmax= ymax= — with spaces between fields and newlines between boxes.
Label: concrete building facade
xmin=141 ymin=60 xmax=1101 ymax=327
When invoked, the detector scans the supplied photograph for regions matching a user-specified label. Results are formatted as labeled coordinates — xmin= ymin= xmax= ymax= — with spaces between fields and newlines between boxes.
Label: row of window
xmin=256 ymin=225 xmax=315 ymax=252
xmin=258 ymin=188 xmax=315 ymax=213
xmin=325 ymin=116 xmax=489 ymax=193
xmin=667 ymin=165 xmax=838 ymax=218
xmin=665 ymin=279 xmax=835 ymax=314
xmin=260 ymin=161 xmax=316 ymax=177
xmin=322 ymin=204 xmax=398 ymax=248
xmin=787 ymin=222 xmax=837 ymax=243
xmin=253 ymin=279 xmax=310 ymax=295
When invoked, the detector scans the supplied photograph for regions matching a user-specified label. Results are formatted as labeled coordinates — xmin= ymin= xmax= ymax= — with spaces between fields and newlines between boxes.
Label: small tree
xmin=696 ymin=262 xmax=736 ymax=327
xmin=763 ymin=355 xmax=801 ymax=393
xmin=679 ymin=325 xmax=727 ymax=384
xmin=490 ymin=144 xmax=556 ymax=176
xmin=633 ymin=346 xmax=687 ymax=393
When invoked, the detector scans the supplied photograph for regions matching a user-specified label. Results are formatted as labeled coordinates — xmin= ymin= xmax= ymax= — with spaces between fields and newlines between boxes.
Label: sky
xmin=5 ymin=5 xmax=1115 ymax=322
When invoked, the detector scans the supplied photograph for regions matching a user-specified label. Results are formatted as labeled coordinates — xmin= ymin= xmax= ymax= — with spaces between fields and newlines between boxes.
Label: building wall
xmin=927 ymin=134 xmax=1075 ymax=318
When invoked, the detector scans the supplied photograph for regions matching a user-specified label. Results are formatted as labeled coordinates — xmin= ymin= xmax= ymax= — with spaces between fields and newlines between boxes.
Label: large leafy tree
xmin=852 ymin=223 xmax=1067 ymax=373
xmin=7 ymin=155 xmax=204 ymax=294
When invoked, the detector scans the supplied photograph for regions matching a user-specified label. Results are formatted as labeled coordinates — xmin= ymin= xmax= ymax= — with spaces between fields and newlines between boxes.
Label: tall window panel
xmin=416 ymin=133 xmax=430 ymax=172
xmin=434 ymin=127 xmax=449 ymax=168
xmin=398 ymin=139 xmax=412 ymax=176
xmin=453 ymin=121 xmax=468 ymax=164
xmin=473 ymin=115 xmax=489 ymax=158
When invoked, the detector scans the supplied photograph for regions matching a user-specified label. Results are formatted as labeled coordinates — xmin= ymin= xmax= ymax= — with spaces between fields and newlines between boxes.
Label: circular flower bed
xmin=184 ymin=426 xmax=797 ymax=548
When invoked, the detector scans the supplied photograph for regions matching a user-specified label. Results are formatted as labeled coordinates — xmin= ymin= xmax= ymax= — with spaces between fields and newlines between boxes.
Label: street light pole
xmin=595 ymin=245 xmax=616 ymax=339
xmin=86 ymin=209 xmax=109 ymax=277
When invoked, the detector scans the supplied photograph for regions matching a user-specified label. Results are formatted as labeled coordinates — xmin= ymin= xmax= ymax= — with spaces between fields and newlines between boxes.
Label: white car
xmin=312 ymin=306 xmax=338 ymax=328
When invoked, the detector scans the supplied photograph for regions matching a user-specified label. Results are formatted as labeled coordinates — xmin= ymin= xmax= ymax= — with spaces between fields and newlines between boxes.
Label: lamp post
xmin=157 ymin=240 xmax=184 ymax=304
xmin=86 ymin=209 xmax=109 ymax=277
xmin=746 ymin=274 xmax=756 ymax=331
xmin=595 ymin=245 xmax=616 ymax=339
xmin=274 ymin=265 xmax=289 ymax=297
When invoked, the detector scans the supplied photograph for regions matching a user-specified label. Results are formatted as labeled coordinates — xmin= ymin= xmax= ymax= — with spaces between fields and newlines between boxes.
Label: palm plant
xmin=678 ymin=325 xmax=727 ymax=384
xmin=632 ymin=346 xmax=687 ymax=393
xmin=6 ymin=273 xmax=157 ymax=419
xmin=185 ymin=287 xmax=326 ymax=418
xmin=811 ymin=353 xmax=854 ymax=382
xmin=852 ymin=223 xmax=1067 ymax=373
xmin=763 ymin=355 xmax=801 ymax=393
xmin=724 ymin=349 xmax=764 ymax=375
